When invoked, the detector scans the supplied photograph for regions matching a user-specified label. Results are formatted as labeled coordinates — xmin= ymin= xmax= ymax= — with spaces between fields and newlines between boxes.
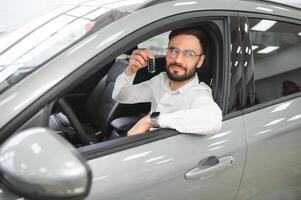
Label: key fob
xmin=147 ymin=58 xmax=156 ymax=73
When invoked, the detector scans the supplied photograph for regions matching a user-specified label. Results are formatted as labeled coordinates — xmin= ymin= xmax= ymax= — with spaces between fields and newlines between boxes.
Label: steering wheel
xmin=57 ymin=98 xmax=90 ymax=146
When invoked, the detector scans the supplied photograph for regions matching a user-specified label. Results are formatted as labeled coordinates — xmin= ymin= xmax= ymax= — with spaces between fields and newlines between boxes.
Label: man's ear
xmin=197 ymin=55 xmax=206 ymax=69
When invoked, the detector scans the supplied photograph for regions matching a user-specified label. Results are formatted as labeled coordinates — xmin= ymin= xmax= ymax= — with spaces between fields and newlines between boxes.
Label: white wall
xmin=254 ymin=44 xmax=301 ymax=80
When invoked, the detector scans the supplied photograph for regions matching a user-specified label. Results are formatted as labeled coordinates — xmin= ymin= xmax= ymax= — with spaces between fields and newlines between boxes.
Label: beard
xmin=166 ymin=62 xmax=197 ymax=82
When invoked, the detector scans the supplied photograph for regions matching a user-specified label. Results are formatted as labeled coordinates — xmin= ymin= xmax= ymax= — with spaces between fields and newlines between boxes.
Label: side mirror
xmin=0 ymin=127 xmax=92 ymax=200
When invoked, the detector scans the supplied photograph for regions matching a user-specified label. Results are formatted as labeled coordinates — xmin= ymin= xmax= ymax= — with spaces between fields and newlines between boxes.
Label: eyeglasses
xmin=166 ymin=47 xmax=203 ymax=60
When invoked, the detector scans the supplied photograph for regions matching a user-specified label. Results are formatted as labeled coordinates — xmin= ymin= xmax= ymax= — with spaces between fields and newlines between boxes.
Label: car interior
xmin=48 ymin=24 xmax=222 ymax=148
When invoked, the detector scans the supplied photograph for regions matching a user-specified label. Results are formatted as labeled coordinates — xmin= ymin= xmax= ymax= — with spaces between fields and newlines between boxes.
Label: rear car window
xmin=249 ymin=18 xmax=301 ymax=104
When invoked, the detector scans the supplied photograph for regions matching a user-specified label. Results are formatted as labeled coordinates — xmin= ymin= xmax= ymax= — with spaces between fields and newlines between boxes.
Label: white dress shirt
xmin=112 ymin=71 xmax=222 ymax=134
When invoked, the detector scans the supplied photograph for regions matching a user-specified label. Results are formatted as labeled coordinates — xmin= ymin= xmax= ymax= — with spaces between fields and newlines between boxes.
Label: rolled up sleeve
xmin=112 ymin=72 xmax=153 ymax=104
xmin=159 ymin=89 xmax=222 ymax=135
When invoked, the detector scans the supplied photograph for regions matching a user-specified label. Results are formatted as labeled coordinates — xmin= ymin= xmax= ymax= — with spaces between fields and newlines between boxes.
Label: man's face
xmin=166 ymin=34 xmax=205 ymax=82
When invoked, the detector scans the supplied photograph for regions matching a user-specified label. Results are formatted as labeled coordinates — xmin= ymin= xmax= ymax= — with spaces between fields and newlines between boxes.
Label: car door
xmin=236 ymin=15 xmax=301 ymax=200
xmin=76 ymin=14 xmax=247 ymax=200
xmin=83 ymin=125 xmax=245 ymax=200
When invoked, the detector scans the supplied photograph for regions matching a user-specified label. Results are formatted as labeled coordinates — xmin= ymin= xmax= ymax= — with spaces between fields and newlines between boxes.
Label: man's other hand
xmin=128 ymin=115 xmax=151 ymax=136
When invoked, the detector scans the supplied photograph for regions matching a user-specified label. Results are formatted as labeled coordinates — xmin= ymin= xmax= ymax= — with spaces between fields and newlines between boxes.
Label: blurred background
xmin=0 ymin=0 xmax=84 ymax=37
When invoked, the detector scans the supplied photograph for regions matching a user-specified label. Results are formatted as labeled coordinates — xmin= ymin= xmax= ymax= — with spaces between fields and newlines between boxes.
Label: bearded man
xmin=112 ymin=27 xmax=222 ymax=136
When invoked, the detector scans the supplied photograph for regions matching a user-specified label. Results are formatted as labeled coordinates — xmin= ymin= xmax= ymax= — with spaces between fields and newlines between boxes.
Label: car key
xmin=147 ymin=58 xmax=156 ymax=73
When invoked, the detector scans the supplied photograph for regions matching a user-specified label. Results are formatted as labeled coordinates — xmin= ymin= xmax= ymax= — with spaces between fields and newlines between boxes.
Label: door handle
xmin=185 ymin=156 xmax=234 ymax=180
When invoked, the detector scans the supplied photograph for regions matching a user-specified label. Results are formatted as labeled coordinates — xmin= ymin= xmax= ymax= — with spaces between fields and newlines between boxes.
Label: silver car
xmin=0 ymin=0 xmax=300 ymax=199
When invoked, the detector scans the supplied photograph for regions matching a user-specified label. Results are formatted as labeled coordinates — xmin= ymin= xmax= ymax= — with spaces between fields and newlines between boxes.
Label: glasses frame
xmin=166 ymin=47 xmax=203 ymax=60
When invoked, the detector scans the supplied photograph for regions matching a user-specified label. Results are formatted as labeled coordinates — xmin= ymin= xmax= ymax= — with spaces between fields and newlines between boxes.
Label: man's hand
xmin=128 ymin=115 xmax=151 ymax=136
xmin=125 ymin=48 xmax=154 ymax=76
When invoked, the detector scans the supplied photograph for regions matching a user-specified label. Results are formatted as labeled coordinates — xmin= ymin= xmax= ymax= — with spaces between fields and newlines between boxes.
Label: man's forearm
xmin=158 ymin=106 xmax=222 ymax=135
xmin=112 ymin=72 xmax=136 ymax=102
xmin=112 ymin=72 xmax=153 ymax=104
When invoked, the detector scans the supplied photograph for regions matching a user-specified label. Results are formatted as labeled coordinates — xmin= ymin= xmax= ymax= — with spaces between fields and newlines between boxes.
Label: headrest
xmin=107 ymin=61 xmax=128 ymax=83
xmin=197 ymin=52 xmax=212 ymax=85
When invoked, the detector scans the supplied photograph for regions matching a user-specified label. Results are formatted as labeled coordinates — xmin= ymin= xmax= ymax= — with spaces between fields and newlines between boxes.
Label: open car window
xmin=116 ymin=31 xmax=170 ymax=60
xmin=48 ymin=31 xmax=174 ymax=148
xmin=138 ymin=32 xmax=170 ymax=56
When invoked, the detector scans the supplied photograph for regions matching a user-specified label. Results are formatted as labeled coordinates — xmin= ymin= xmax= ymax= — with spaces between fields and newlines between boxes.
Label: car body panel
xmin=237 ymin=97 xmax=301 ymax=200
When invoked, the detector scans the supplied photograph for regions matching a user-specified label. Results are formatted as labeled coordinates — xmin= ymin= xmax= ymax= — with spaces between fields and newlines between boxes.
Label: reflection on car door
xmin=239 ymin=98 xmax=301 ymax=200
xmin=84 ymin=116 xmax=246 ymax=200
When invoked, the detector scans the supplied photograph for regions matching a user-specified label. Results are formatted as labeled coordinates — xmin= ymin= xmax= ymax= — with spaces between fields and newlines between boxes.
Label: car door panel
xmin=237 ymin=97 xmax=301 ymax=200
xmin=86 ymin=117 xmax=246 ymax=200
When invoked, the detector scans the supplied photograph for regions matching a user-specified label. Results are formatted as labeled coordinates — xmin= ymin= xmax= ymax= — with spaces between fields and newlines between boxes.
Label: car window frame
xmin=223 ymin=15 xmax=245 ymax=119
xmin=76 ymin=14 xmax=229 ymax=159
xmin=2 ymin=11 xmax=234 ymax=159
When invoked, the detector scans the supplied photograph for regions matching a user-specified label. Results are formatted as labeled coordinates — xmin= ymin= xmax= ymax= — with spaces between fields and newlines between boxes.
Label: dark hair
xmin=168 ymin=27 xmax=206 ymax=54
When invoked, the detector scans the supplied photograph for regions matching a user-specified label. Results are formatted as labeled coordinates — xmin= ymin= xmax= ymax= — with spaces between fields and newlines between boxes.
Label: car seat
xmin=84 ymin=60 xmax=150 ymax=139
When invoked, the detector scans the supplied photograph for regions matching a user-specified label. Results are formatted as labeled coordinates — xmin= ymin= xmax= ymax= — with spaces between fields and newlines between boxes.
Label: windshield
xmin=0 ymin=0 xmax=150 ymax=95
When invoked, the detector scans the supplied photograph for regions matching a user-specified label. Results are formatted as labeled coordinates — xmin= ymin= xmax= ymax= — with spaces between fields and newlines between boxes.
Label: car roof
xmin=49 ymin=0 xmax=301 ymax=21
xmin=260 ymin=0 xmax=301 ymax=9
xmin=55 ymin=0 xmax=301 ymax=13
xmin=140 ymin=0 xmax=301 ymax=10
xmin=139 ymin=0 xmax=301 ymax=20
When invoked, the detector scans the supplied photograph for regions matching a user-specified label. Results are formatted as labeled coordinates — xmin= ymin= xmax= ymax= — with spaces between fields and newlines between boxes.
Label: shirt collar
xmin=176 ymin=74 xmax=199 ymax=94
xmin=163 ymin=73 xmax=199 ymax=94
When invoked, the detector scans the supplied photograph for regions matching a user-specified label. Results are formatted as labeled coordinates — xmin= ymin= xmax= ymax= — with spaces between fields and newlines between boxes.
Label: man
xmin=112 ymin=27 xmax=222 ymax=136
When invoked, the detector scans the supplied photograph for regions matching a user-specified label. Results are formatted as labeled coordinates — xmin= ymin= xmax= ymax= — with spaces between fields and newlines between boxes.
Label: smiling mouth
xmin=169 ymin=65 xmax=186 ymax=73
